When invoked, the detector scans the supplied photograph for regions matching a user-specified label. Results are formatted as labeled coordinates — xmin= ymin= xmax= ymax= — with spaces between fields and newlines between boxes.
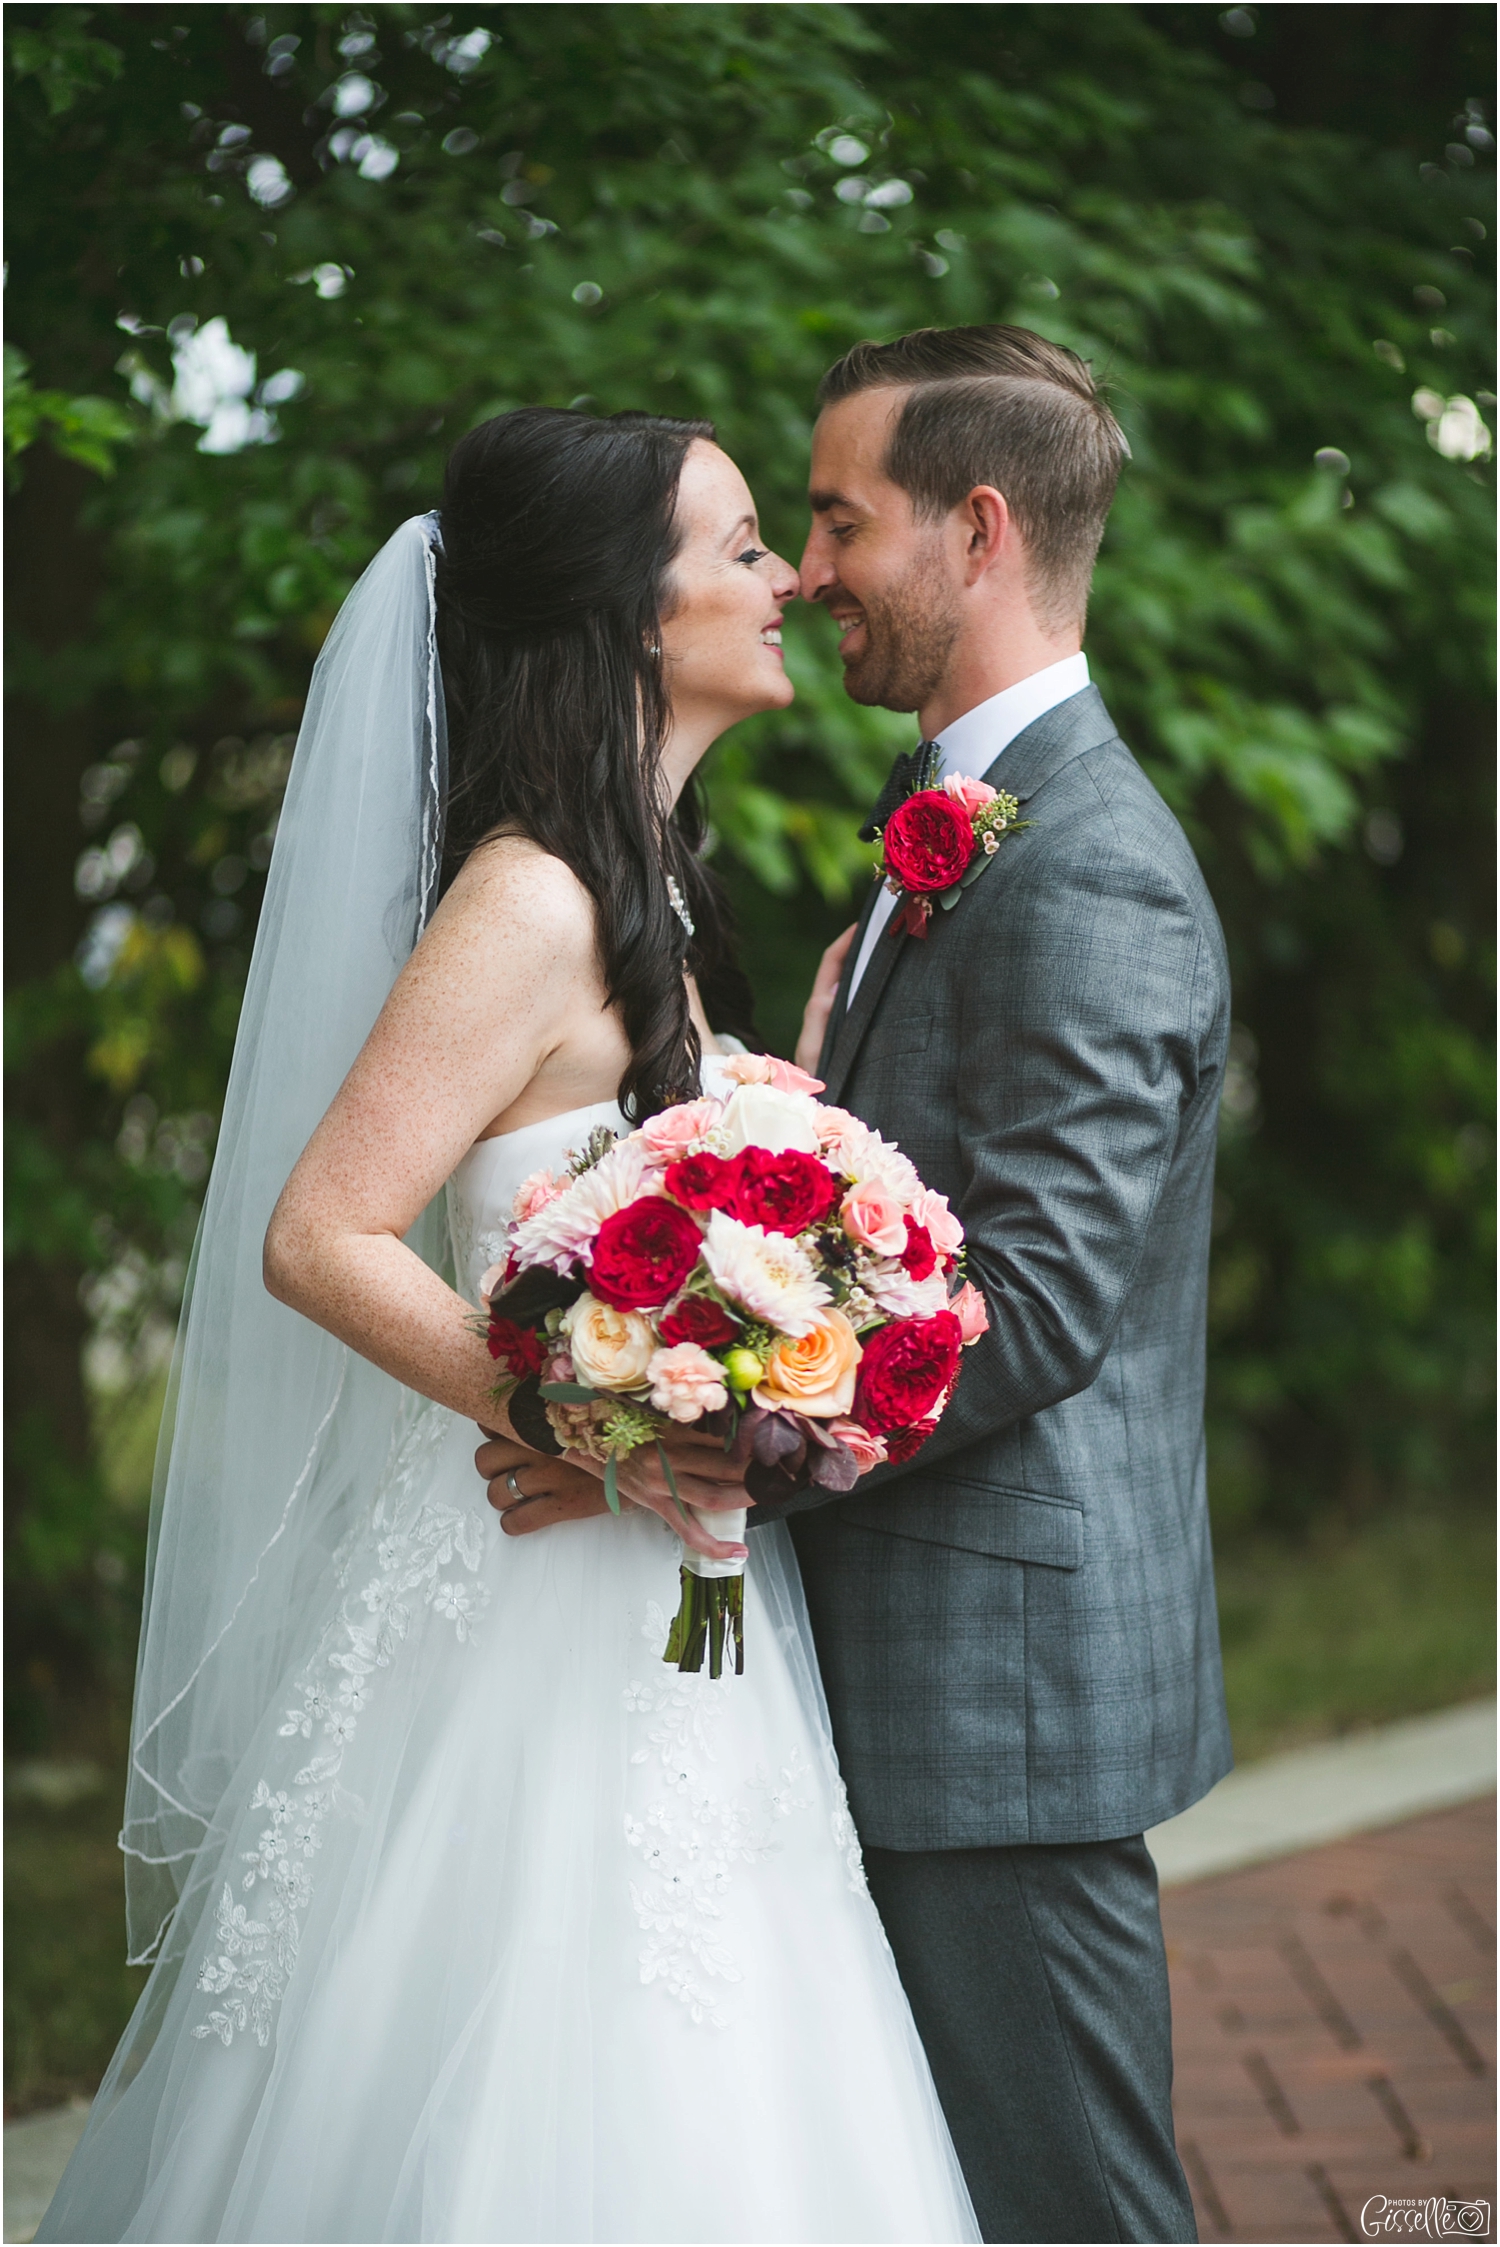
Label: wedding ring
xmin=505 ymin=1470 xmax=524 ymax=1500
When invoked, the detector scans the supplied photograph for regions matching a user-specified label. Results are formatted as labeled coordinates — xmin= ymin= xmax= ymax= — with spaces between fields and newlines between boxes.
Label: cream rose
xmin=753 ymin=1308 xmax=862 ymax=1418
xmin=562 ymin=1293 xmax=657 ymax=1391
xmin=719 ymin=1082 xmax=820 ymax=1156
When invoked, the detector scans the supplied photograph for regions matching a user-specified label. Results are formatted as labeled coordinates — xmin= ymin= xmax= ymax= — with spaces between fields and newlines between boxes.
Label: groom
xmin=763 ymin=324 xmax=1232 ymax=2244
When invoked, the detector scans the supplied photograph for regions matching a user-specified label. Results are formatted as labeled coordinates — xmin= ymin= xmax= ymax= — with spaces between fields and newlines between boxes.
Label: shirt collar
xmin=934 ymin=652 xmax=1092 ymax=782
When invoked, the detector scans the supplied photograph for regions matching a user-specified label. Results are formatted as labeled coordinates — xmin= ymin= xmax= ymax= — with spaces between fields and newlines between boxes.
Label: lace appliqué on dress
xmin=622 ymin=1600 xmax=813 ymax=2028
xmin=194 ymin=1405 xmax=489 ymax=2049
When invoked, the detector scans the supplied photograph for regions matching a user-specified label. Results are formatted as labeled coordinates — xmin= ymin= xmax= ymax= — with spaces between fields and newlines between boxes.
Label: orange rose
xmin=753 ymin=1308 xmax=862 ymax=1419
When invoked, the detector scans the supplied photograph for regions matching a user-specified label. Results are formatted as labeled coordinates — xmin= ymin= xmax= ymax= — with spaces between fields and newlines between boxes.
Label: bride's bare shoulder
xmin=426 ymin=834 xmax=599 ymax=970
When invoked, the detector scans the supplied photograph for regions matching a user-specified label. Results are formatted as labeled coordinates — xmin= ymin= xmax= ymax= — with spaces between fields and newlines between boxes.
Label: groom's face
xmin=802 ymin=387 xmax=960 ymax=715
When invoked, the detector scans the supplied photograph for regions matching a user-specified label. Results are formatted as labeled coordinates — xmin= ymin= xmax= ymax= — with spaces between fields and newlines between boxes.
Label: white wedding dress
xmin=41 ymin=1079 xmax=979 ymax=2245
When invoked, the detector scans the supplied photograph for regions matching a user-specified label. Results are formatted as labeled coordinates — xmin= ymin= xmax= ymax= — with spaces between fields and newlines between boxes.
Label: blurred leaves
xmin=3 ymin=4 xmax=1494 ymax=1726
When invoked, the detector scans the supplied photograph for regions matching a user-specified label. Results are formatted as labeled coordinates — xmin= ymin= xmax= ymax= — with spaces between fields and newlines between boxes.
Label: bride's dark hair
xmin=434 ymin=404 xmax=761 ymax=1120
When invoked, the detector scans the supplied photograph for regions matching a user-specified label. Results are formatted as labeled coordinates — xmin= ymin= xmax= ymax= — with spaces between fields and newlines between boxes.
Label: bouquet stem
xmin=662 ymin=1567 xmax=744 ymax=1678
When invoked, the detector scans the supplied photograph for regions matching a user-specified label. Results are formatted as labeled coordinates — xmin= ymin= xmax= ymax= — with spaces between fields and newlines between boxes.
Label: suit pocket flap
xmin=838 ymin=1481 xmax=1083 ymax=1570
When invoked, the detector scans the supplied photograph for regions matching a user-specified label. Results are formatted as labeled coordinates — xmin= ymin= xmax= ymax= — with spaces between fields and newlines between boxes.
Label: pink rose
xmin=512 ymin=1168 xmax=568 ymax=1223
xmin=647 ymin=1341 xmax=730 ymax=1423
xmin=841 ymin=1184 xmax=908 ymax=1258
xmin=639 ymin=1098 xmax=723 ymax=1162
xmin=718 ymin=1052 xmax=826 ymax=1096
xmin=813 ymin=1103 xmax=861 ymax=1148
xmin=828 ymin=1418 xmax=889 ymax=1472
xmin=910 ymin=1186 xmax=964 ymax=1260
xmin=950 ymin=1280 xmax=990 ymax=1344
xmin=478 ymin=1262 xmax=507 ymax=1306
xmin=941 ymin=772 xmax=999 ymax=818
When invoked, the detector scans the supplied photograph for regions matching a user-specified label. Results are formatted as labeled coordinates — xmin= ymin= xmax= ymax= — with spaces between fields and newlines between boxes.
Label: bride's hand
xmin=475 ymin=1428 xmax=752 ymax=1562
xmin=794 ymin=923 xmax=856 ymax=1076
xmin=477 ymin=1432 xmax=609 ymax=1536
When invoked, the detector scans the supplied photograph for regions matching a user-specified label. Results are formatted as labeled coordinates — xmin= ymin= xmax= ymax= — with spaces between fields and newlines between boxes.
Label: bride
xmin=40 ymin=407 xmax=978 ymax=2244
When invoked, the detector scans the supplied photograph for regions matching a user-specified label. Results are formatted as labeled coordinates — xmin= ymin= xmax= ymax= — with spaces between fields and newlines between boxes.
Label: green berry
xmin=722 ymin=1348 xmax=765 ymax=1391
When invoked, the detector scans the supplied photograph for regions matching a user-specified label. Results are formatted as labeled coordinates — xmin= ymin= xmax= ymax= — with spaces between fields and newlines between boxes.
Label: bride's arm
xmin=264 ymin=839 xmax=592 ymax=1422
xmin=264 ymin=839 xmax=749 ymax=1547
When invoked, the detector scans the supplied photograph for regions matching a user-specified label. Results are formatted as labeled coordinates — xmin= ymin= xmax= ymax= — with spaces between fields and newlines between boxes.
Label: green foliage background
xmin=5 ymin=2 xmax=1494 ymax=1751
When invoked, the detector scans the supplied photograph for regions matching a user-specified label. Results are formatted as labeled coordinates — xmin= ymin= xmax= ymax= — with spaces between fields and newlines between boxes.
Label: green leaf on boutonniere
xmin=540 ymin=1380 xmax=596 ymax=1401
xmin=938 ymin=819 xmax=1032 ymax=907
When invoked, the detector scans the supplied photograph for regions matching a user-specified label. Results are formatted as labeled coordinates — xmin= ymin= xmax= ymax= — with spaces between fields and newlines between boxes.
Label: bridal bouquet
xmin=480 ymin=1055 xmax=988 ymax=1678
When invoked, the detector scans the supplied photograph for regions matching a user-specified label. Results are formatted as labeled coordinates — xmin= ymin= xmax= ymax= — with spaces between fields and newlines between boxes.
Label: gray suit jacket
xmin=755 ymin=686 xmax=1234 ymax=1850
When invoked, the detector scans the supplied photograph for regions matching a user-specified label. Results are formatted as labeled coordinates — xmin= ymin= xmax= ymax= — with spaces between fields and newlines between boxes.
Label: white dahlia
xmin=823 ymin=1120 xmax=921 ymax=1203
xmin=699 ymin=1211 xmax=832 ymax=1338
xmin=862 ymin=1259 xmax=952 ymax=1320
xmin=509 ymin=1136 xmax=656 ymax=1275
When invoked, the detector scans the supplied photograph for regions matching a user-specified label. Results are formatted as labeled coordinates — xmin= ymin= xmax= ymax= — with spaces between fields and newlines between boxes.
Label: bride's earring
xmin=648 ymin=641 xmax=662 ymax=660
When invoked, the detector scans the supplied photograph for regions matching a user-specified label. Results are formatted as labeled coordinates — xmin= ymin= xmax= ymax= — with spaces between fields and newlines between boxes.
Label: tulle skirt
xmin=40 ymin=1400 xmax=978 ymax=2243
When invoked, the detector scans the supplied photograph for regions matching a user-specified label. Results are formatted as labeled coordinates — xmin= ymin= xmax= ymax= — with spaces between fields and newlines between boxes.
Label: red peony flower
xmin=664 ymin=1152 xmax=738 ymax=1212
xmin=883 ymin=790 xmax=975 ymax=894
xmin=886 ymin=1418 xmax=939 ymax=1464
xmin=728 ymin=1146 xmax=841 ymax=1236
xmin=487 ymin=1316 xmax=546 ymax=1379
xmin=658 ymin=1294 xmax=740 ymax=1349
xmin=900 ymin=1217 xmax=938 ymax=1280
xmin=855 ymin=1310 xmax=964 ymax=1433
xmin=588 ymin=1195 xmax=703 ymax=1310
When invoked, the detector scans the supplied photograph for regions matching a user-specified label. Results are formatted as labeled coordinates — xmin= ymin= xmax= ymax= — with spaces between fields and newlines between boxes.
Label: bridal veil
xmin=121 ymin=516 xmax=448 ymax=1964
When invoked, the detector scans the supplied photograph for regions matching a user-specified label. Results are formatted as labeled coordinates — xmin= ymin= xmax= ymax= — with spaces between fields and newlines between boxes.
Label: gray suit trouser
xmin=862 ymin=1838 xmax=1197 ymax=2244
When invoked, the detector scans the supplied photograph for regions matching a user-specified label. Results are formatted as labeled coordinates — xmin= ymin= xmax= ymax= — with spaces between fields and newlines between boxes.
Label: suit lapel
xmin=817 ymin=870 xmax=885 ymax=1081
xmin=819 ymin=687 xmax=1122 ymax=1105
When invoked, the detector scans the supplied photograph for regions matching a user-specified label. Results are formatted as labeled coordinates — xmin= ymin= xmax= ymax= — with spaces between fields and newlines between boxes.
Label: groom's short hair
xmin=817 ymin=326 xmax=1127 ymax=631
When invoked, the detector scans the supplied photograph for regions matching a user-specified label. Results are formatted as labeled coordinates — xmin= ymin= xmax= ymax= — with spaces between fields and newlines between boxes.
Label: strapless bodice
xmin=446 ymin=1052 xmax=743 ymax=1304
xmin=447 ymin=1097 xmax=626 ymax=1305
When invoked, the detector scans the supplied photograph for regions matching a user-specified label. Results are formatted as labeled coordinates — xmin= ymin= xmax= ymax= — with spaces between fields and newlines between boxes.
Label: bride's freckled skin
xmin=262 ymin=441 xmax=798 ymax=1556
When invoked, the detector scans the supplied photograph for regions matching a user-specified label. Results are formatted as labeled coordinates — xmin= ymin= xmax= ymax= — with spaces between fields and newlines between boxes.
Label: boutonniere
xmin=877 ymin=774 xmax=1029 ymax=940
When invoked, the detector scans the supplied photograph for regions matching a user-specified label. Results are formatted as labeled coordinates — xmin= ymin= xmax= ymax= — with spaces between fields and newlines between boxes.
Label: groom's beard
xmin=836 ymin=543 xmax=960 ymax=715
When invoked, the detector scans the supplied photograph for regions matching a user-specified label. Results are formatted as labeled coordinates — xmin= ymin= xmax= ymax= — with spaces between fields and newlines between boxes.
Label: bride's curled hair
xmin=435 ymin=406 xmax=761 ymax=1120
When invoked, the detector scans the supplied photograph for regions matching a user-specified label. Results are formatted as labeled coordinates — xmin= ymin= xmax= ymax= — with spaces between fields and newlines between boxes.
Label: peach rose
xmin=950 ymin=1280 xmax=990 ymax=1344
xmin=512 ymin=1168 xmax=567 ymax=1223
xmin=562 ymin=1294 xmax=657 ymax=1391
xmin=753 ymin=1308 xmax=862 ymax=1419
xmin=647 ymin=1342 xmax=730 ymax=1422
xmin=828 ymin=1417 xmax=889 ymax=1472
xmin=910 ymin=1185 xmax=964 ymax=1260
xmin=941 ymin=772 xmax=998 ymax=817
xmin=639 ymin=1098 xmax=723 ymax=1162
xmin=718 ymin=1052 xmax=826 ymax=1096
xmin=841 ymin=1184 xmax=907 ymax=1258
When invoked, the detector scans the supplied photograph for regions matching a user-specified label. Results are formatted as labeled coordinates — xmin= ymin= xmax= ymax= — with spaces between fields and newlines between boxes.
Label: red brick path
xmin=1164 ymin=1795 xmax=1496 ymax=2244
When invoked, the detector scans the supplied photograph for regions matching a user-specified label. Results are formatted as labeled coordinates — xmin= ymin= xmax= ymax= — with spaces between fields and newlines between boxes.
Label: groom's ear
xmin=957 ymin=485 xmax=1011 ymax=584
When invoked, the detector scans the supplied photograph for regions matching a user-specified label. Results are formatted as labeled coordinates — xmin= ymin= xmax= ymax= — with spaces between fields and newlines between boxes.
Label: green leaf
xmin=539 ymin=1382 xmax=596 ymax=1402
xmin=655 ymin=1438 xmax=692 ymax=1529
xmin=603 ymin=1451 xmax=621 ymax=1517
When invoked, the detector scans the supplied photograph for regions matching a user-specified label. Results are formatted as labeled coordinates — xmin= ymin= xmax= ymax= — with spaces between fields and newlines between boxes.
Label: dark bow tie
xmin=858 ymin=739 xmax=943 ymax=843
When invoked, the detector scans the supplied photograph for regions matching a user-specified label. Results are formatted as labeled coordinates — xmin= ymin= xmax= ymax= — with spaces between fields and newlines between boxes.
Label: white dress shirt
xmin=845 ymin=652 xmax=1091 ymax=1000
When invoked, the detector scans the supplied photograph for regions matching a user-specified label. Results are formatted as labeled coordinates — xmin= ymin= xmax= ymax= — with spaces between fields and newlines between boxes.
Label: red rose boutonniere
xmin=878 ymin=774 xmax=1027 ymax=940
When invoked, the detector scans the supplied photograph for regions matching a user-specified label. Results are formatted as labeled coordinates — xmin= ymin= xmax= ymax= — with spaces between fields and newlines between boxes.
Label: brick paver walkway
xmin=1164 ymin=1795 xmax=1496 ymax=2243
